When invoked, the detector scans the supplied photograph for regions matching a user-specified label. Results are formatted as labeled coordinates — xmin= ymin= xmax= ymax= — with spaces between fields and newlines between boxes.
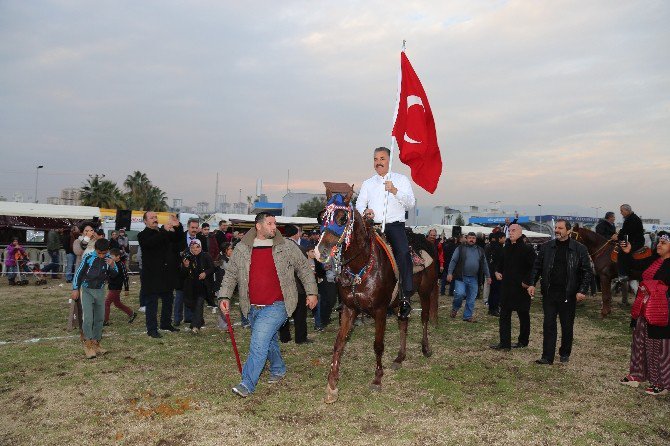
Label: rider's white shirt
xmin=356 ymin=172 xmax=415 ymax=224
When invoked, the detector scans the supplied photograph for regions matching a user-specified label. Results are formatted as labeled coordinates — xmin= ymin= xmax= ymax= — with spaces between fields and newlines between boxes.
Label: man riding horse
xmin=617 ymin=204 xmax=645 ymax=282
xmin=355 ymin=146 xmax=415 ymax=319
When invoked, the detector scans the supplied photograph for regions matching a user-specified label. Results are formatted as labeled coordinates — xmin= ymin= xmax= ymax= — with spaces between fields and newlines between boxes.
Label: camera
xmin=180 ymin=250 xmax=194 ymax=262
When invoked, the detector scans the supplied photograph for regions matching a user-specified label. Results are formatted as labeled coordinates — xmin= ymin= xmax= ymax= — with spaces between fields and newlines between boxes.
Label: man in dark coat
xmin=137 ymin=212 xmax=184 ymax=338
xmin=279 ymin=243 xmax=312 ymax=344
xmin=491 ymin=224 xmax=536 ymax=351
xmin=595 ymin=212 xmax=617 ymax=240
xmin=528 ymin=219 xmax=592 ymax=364
xmin=617 ymin=204 xmax=645 ymax=281
xmin=485 ymin=231 xmax=506 ymax=316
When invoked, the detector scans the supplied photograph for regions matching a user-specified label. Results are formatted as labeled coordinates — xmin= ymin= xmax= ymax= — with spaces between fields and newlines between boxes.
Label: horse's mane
xmin=574 ymin=224 xmax=607 ymax=245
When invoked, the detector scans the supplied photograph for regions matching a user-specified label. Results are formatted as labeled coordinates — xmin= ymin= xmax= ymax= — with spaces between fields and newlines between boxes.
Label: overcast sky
xmin=1 ymin=1 xmax=668 ymax=222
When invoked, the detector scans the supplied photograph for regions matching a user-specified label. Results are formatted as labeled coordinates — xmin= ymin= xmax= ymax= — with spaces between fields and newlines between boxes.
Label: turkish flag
xmin=391 ymin=51 xmax=442 ymax=194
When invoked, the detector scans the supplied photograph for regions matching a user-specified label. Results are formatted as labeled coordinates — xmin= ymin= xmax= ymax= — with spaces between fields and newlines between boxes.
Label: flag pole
xmin=381 ymin=40 xmax=405 ymax=233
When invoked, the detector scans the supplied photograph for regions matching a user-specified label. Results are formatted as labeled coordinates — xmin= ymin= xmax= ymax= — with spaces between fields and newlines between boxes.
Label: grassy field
xmin=1 ymin=280 xmax=669 ymax=446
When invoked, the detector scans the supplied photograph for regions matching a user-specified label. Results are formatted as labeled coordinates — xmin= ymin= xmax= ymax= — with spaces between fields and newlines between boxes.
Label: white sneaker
xmin=138 ymin=306 xmax=146 ymax=313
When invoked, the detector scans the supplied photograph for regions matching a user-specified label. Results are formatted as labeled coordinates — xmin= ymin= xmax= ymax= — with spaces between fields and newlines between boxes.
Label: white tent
xmin=205 ymin=213 xmax=318 ymax=227
xmin=412 ymin=224 xmax=550 ymax=239
xmin=0 ymin=202 xmax=100 ymax=219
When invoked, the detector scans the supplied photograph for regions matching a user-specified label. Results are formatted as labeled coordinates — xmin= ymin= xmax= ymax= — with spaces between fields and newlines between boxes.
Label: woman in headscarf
xmin=619 ymin=232 xmax=670 ymax=395
xmin=179 ymin=239 xmax=215 ymax=333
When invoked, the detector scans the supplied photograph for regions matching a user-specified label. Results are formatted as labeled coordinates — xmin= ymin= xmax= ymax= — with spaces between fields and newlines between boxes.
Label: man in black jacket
xmin=528 ymin=219 xmax=592 ymax=364
xmin=595 ymin=212 xmax=617 ymax=240
xmin=491 ymin=225 xmax=535 ymax=350
xmin=485 ymin=231 xmax=505 ymax=317
xmin=137 ymin=212 xmax=184 ymax=338
xmin=617 ymin=204 xmax=645 ymax=281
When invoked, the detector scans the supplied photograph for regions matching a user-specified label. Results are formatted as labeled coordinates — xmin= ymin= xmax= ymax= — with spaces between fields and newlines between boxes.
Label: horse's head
xmin=315 ymin=182 xmax=354 ymax=263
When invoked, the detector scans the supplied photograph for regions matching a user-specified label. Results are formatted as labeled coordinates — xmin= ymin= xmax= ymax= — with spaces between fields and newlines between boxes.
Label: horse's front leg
xmin=371 ymin=308 xmax=387 ymax=390
xmin=325 ymin=305 xmax=357 ymax=404
xmin=391 ymin=316 xmax=408 ymax=370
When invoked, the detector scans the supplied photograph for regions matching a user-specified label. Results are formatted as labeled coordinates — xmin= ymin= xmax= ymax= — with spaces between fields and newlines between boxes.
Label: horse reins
xmin=571 ymin=230 xmax=613 ymax=261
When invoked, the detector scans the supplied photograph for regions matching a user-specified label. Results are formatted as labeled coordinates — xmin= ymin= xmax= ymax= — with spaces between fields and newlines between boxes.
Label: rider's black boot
xmin=398 ymin=293 xmax=413 ymax=319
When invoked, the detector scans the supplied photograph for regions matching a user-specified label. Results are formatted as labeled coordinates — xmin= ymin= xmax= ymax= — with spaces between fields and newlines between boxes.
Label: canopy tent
xmin=205 ymin=213 xmax=318 ymax=228
xmin=412 ymin=224 xmax=550 ymax=240
xmin=0 ymin=202 xmax=100 ymax=231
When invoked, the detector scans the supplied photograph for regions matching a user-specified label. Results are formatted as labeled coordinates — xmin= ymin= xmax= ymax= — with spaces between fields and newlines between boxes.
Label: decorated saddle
xmin=611 ymin=245 xmax=652 ymax=263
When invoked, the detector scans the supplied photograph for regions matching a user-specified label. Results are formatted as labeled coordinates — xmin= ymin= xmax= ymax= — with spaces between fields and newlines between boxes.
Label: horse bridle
xmin=318 ymin=200 xmax=370 ymax=272
xmin=570 ymin=230 xmax=612 ymax=261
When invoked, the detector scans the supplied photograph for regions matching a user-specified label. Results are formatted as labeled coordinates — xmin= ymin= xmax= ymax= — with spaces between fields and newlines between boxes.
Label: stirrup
xmin=398 ymin=299 xmax=412 ymax=319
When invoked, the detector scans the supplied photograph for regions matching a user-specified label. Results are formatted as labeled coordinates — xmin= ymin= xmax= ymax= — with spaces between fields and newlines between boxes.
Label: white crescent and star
xmin=403 ymin=95 xmax=424 ymax=144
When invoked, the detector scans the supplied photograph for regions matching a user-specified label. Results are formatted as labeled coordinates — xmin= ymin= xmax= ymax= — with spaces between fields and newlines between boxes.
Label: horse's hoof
xmin=390 ymin=361 xmax=402 ymax=370
xmin=423 ymin=349 xmax=433 ymax=358
xmin=369 ymin=383 xmax=382 ymax=392
xmin=324 ymin=385 xmax=338 ymax=404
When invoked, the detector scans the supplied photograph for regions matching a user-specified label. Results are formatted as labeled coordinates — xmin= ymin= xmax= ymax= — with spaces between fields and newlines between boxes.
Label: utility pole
xmin=214 ymin=172 xmax=219 ymax=213
xmin=35 ymin=165 xmax=44 ymax=203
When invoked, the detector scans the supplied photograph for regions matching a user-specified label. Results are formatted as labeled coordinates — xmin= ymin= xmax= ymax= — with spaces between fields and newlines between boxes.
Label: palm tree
xmin=123 ymin=171 xmax=151 ymax=209
xmin=80 ymin=175 xmax=126 ymax=208
xmin=144 ymin=185 xmax=168 ymax=212
xmin=120 ymin=171 xmax=169 ymax=211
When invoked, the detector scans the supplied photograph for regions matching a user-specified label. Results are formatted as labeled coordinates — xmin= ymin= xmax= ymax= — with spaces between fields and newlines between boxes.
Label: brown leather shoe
xmin=450 ymin=310 xmax=457 ymax=318
xmin=83 ymin=340 xmax=97 ymax=359
xmin=93 ymin=340 xmax=107 ymax=355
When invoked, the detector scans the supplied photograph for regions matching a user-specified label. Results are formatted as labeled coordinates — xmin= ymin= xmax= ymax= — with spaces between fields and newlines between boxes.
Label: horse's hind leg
xmin=325 ymin=306 xmax=357 ymax=404
xmin=371 ymin=309 xmax=387 ymax=390
xmin=420 ymin=292 xmax=433 ymax=357
xmin=391 ymin=317 xmax=408 ymax=370
xmin=600 ymin=276 xmax=612 ymax=318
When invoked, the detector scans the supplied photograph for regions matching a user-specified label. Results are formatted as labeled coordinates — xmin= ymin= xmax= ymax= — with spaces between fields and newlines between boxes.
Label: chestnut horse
xmin=315 ymin=185 xmax=438 ymax=404
xmin=571 ymin=225 xmax=633 ymax=317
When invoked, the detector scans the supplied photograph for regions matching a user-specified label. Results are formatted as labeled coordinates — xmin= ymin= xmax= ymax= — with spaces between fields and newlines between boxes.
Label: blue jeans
xmin=41 ymin=250 xmax=60 ymax=276
xmin=313 ymin=297 xmax=322 ymax=329
xmin=239 ymin=301 xmax=288 ymax=393
xmin=173 ymin=289 xmax=193 ymax=324
xmin=65 ymin=253 xmax=76 ymax=282
xmin=452 ymin=276 xmax=479 ymax=320
xmin=6 ymin=265 xmax=18 ymax=280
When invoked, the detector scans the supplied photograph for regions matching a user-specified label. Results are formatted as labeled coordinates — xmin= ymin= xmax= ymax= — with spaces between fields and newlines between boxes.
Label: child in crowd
xmin=72 ymin=239 xmax=118 ymax=359
xmin=104 ymin=248 xmax=136 ymax=326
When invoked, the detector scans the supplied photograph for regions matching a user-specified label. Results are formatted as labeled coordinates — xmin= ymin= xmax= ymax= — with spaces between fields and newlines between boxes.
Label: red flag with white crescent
xmin=391 ymin=51 xmax=442 ymax=194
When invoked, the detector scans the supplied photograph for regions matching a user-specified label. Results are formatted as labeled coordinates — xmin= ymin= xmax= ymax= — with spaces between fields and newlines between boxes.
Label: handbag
xmin=634 ymin=280 xmax=669 ymax=327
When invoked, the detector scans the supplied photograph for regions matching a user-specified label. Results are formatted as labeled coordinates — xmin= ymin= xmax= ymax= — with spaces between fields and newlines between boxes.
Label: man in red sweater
xmin=219 ymin=212 xmax=318 ymax=397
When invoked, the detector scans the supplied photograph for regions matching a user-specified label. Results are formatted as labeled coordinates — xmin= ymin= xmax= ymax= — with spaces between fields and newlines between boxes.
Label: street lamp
xmin=591 ymin=206 xmax=601 ymax=219
xmin=537 ymin=204 xmax=542 ymax=222
xmin=35 ymin=165 xmax=44 ymax=203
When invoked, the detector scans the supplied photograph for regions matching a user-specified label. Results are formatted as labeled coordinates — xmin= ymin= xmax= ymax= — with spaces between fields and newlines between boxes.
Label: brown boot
xmin=83 ymin=340 xmax=97 ymax=359
xmin=92 ymin=340 xmax=107 ymax=355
